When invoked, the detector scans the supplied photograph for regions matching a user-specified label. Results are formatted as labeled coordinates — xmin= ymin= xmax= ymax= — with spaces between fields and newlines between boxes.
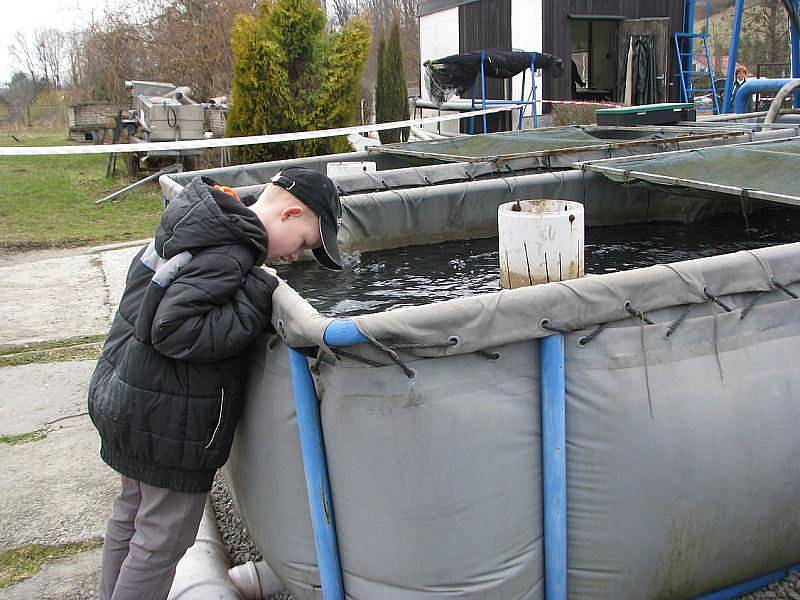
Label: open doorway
xmin=569 ymin=17 xmax=619 ymax=102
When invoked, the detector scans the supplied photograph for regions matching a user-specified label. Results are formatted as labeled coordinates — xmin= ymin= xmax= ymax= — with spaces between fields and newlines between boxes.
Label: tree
xmin=359 ymin=0 xmax=420 ymax=89
xmin=9 ymin=28 xmax=68 ymax=90
xmin=9 ymin=32 xmax=39 ymax=86
xmin=738 ymin=0 xmax=789 ymax=74
xmin=374 ymin=35 xmax=387 ymax=127
xmin=35 ymin=28 xmax=67 ymax=89
xmin=329 ymin=0 xmax=359 ymax=30
xmin=78 ymin=7 xmax=150 ymax=103
xmin=142 ymin=0 xmax=259 ymax=100
xmin=375 ymin=18 xmax=409 ymax=144
xmin=226 ymin=0 xmax=371 ymax=163
xmin=5 ymin=72 xmax=38 ymax=125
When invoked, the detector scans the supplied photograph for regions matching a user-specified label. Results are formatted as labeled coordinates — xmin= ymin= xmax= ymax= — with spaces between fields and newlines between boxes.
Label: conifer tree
xmin=374 ymin=35 xmax=387 ymax=131
xmin=227 ymin=0 xmax=370 ymax=162
xmin=375 ymin=18 xmax=410 ymax=144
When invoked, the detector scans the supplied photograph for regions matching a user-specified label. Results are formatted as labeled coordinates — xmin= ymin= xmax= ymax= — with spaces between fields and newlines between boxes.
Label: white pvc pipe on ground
xmin=498 ymin=199 xmax=584 ymax=289
xmin=228 ymin=561 xmax=285 ymax=599
xmin=168 ymin=499 xmax=243 ymax=599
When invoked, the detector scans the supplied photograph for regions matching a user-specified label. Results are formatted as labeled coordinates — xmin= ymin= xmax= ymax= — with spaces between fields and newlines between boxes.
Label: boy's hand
xmin=259 ymin=265 xmax=278 ymax=276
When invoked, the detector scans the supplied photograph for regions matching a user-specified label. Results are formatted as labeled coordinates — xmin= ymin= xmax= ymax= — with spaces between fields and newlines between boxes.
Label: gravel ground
xmin=210 ymin=473 xmax=798 ymax=600
xmin=738 ymin=570 xmax=800 ymax=600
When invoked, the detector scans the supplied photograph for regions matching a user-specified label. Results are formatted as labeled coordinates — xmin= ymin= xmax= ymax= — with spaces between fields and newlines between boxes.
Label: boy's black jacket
xmin=88 ymin=177 xmax=278 ymax=493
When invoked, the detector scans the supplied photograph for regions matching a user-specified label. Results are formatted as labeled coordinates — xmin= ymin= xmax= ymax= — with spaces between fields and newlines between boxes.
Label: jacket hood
xmin=155 ymin=177 xmax=267 ymax=264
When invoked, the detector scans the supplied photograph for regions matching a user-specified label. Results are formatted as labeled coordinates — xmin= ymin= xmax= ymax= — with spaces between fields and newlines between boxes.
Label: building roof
xmin=418 ymin=0 xmax=479 ymax=17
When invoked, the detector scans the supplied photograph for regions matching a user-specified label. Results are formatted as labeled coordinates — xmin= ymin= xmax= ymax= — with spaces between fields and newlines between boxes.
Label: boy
xmin=88 ymin=167 xmax=342 ymax=600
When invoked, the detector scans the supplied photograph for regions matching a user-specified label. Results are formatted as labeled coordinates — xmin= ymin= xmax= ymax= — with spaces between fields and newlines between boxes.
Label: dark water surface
xmin=275 ymin=209 xmax=800 ymax=317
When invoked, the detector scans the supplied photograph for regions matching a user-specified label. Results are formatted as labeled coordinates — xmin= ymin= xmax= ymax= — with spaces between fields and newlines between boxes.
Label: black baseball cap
xmin=270 ymin=167 xmax=343 ymax=270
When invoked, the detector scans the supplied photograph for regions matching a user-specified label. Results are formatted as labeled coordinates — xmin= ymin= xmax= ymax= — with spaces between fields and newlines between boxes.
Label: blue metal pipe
xmin=519 ymin=67 xmax=527 ymax=130
xmin=683 ymin=0 xmax=696 ymax=83
xmin=323 ymin=319 xmax=369 ymax=346
xmin=287 ymin=319 xmax=368 ymax=599
xmin=722 ymin=0 xmax=746 ymax=113
xmin=532 ymin=65 xmax=539 ymax=129
xmin=288 ymin=347 xmax=344 ymax=599
xmin=480 ymin=49 xmax=488 ymax=134
xmin=693 ymin=564 xmax=800 ymax=599
xmin=792 ymin=0 xmax=800 ymax=108
xmin=540 ymin=333 xmax=567 ymax=600
xmin=733 ymin=78 xmax=796 ymax=113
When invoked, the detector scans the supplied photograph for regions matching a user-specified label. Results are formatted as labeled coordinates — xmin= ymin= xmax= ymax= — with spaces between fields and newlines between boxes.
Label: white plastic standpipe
xmin=498 ymin=199 xmax=584 ymax=289
xmin=326 ymin=161 xmax=377 ymax=177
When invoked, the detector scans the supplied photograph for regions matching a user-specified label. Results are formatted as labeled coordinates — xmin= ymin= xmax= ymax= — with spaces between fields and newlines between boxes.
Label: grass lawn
xmin=0 ymin=127 xmax=164 ymax=249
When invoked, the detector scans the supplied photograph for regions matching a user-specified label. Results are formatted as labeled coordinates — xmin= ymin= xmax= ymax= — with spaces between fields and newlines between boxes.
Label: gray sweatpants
xmin=100 ymin=476 xmax=207 ymax=600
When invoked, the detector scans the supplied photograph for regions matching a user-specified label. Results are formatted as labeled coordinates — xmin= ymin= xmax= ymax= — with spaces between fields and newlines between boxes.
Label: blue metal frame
xmin=541 ymin=334 xmax=567 ymax=600
xmin=722 ymin=0 xmax=746 ymax=114
xmin=288 ymin=347 xmax=345 ymax=599
xmin=675 ymin=1 xmax=721 ymax=113
xmin=791 ymin=0 xmax=800 ymax=108
xmin=286 ymin=320 xmax=368 ymax=599
xmin=682 ymin=0 xmax=697 ymax=78
xmin=733 ymin=78 xmax=795 ymax=112
xmin=469 ymin=50 xmax=540 ymax=133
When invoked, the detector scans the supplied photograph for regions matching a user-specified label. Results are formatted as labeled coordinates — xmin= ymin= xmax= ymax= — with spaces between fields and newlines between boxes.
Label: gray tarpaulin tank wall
xmin=158 ymin=125 xmax=798 ymax=202
xmin=161 ymin=140 xmax=799 ymax=598
xmin=224 ymin=247 xmax=800 ymax=597
xmin=161 ymin=166 xmax=769 ymax=257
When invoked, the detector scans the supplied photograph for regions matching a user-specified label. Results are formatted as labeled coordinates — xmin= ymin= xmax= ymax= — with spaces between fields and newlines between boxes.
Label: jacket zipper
xmin=205 ymin=388 xmax=225 ymax=450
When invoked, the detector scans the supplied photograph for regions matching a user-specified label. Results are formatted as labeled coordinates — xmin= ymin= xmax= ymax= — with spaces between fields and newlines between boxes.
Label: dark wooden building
xmin=419 ymin=0 xmax=685 ymax=122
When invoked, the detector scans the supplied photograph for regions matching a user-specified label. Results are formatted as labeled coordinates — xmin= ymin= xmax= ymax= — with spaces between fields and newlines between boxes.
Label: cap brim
xmin=312 ymin=215 xmax=343 ymax=270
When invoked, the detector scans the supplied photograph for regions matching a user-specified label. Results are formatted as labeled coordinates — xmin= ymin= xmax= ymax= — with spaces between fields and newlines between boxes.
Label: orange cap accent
xmin=212 ymin=184 xmax=241 ymax=200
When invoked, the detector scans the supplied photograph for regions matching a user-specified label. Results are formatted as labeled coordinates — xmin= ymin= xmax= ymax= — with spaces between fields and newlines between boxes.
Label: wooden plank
xmin=458 ymin=0 xmax=512 ymax=132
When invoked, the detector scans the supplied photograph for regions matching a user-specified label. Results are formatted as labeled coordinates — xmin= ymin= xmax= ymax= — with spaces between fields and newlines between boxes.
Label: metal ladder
xmin=674 ymin=0 xmax=720 ymax=113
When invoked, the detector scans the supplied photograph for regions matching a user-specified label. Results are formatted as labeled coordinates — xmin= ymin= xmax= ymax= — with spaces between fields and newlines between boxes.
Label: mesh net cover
xmin=424 ymin=50 xmax=564 ymax=105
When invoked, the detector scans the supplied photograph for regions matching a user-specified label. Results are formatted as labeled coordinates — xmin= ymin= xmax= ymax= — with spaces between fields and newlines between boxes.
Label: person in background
xmin=731 ymin=65 xmax=750 ymax=110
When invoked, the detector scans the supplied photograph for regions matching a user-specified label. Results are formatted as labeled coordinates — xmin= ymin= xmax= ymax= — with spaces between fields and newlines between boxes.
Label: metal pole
xmin=288 ymin=347 xmax=345 ymax=600
xmin=722 ymin=0 xmax=746 ymax=113
xmin=286 ymin=320 xmax=368 ymax=600
xmin=532 ymin=67 xmax=539 ymax=130
xmin=519 ymin=68 xmax=527 ymax=130
xmin=95 ymin=164 xmax=179 ymax=204
xmin=541 ymin=333 xmax=567 ymax=600
xmin=791 ymin=0 xmax=800 ymax=107
xmin=470 ymin=80 xmax=477 ymax=134
xmin=683 ymin=0 xmax=696 ymax=87
xmin=481 ymin=49 xmax=488 ymax=133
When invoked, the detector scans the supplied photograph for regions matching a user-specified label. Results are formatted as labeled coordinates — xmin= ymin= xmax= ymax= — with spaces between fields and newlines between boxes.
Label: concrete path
xmin=0 ymin=242 xmax=145 ymax=598
xmin=0 ymin=241 xmax=144 ymax=349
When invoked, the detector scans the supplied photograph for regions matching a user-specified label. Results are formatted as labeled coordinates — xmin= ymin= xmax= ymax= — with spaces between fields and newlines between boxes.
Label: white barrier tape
xmin=541 ymin=99 xmax=620 ymax=108
xmin=0 ymin=105 xmax=520 ymax=157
